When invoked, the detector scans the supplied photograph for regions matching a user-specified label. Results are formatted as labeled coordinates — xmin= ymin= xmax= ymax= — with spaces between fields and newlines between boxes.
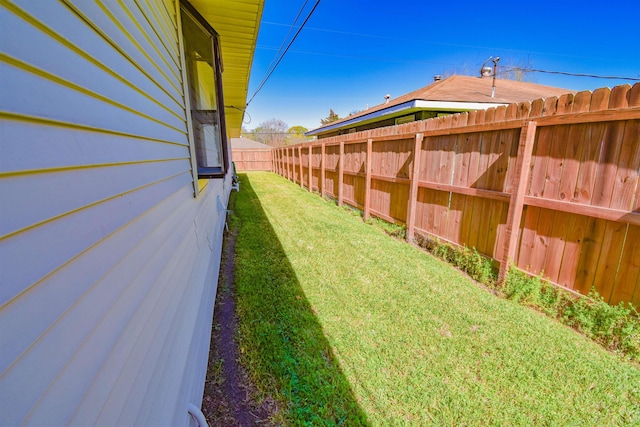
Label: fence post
xmin=364 ymin=138 xmax=373 ymax=220
xmin=498 ymin=121 xmax=538 ymax=283
xmin=406 ymin=133 xmax=424 ymax=242
xmin=277 ymin=148 xmax=282 ymax=175
xmin=308 ymin=145 xmax=313 ymax=192
xmin=298 ymin=145 xmax=303 ymax=188
xmin=338 ymin=140 xmax=344 ymax=206
xmin=273 ymin=149 xmax=277 ymax=174
xmin=320 ymin=142 xmax=326 ymax=198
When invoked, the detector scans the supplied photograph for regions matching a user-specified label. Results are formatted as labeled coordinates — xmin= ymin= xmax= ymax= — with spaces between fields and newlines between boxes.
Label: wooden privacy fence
xmin=232 ymin=148 xmax=273 ymax=171
xmin=272 ymin=83 xmax=640 ymax=307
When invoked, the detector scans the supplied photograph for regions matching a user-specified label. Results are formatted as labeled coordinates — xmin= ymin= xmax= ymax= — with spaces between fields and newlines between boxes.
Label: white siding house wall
xmin=0 ymin=1 xmax=230 ymax=425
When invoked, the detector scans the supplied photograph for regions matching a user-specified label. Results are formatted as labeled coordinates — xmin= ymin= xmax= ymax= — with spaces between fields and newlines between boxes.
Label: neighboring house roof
xmin=192 ymin=0 xmax=264 ymax=138
xmin=308 ymin=75 xmax=575 ymax=136
xmin=231 ymin=137 xmax=272 ymax=149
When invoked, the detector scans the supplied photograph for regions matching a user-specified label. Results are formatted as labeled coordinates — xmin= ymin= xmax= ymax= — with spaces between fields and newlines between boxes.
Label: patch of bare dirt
xmin=201 ymin=223 xmax=279 ymax=426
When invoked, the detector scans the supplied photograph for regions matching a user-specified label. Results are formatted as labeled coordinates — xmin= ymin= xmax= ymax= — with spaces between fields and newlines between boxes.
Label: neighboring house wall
xmin=1 ymin=1 xmax=231 ymax=425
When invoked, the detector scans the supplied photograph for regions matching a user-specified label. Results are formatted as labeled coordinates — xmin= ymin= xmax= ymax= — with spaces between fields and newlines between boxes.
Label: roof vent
xmin=433 ymin=75 xmax=442 ymax=81
xmin=384 ymin=94 xmax=390 ymax=104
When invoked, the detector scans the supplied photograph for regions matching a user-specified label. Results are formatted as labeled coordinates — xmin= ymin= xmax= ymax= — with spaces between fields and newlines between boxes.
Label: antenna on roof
xmin=480 ymin=56 xmax=500 ymax=98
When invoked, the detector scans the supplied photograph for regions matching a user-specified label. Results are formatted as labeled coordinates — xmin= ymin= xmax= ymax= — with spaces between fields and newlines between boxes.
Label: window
xmin=180 ymin=1 xmax=228 ymax=179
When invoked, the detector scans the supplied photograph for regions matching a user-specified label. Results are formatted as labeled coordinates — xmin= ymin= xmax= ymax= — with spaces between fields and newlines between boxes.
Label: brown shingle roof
xmin=324 ymin=75 xmax=575 ymax=129
xmin=230 ymin=137 xmax=272 ymax=149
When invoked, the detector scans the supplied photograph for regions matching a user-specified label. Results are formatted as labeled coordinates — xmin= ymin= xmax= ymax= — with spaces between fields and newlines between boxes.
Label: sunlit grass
xmin=232 ymin=172 xmax=640 ymax=426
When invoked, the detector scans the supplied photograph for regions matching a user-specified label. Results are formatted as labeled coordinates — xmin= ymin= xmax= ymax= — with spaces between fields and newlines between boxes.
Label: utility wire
xmin=262 ymin=0 xmax=310 ymax=79
xmin=255 ymin=45 xmax=640 ymax=82
xmin=246 ymin=0 xmax=321 ymax=107
xmin=261 ymin=21 xmax=626 ymax=62
xmin=499 ymin=67 xmax=640 ymax=81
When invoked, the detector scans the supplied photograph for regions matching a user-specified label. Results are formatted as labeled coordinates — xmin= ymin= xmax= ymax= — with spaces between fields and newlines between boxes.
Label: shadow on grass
xmin=231 ymin=174 xmax=369 ymax=426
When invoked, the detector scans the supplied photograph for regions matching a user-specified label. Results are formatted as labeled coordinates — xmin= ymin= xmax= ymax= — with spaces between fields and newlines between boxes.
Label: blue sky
xmin=242 ymin=0 xmax=640 ymax=132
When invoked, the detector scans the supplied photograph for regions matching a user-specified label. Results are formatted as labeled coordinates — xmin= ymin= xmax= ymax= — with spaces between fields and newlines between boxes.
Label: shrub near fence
xmin=273 ymin=83 xmax=640 ymax=307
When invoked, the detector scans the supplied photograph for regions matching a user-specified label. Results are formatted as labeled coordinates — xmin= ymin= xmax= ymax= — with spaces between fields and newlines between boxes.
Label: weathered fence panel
xmin=311 ymin=146 xmax=321 ymax=192
xmin=343 ymin=142 xmax=367 ymax=209
xmin=273 ymin=82 xmax=640 ymax=307
xmin=324 ymin=143 xmax=340 ymax=199
xmin=232 ymin=148 xmax=272 ymax=171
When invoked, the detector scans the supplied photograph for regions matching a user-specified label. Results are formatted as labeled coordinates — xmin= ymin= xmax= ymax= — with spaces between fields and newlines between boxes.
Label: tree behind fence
xmin=273 ymin=83 xmax=640 ymax=307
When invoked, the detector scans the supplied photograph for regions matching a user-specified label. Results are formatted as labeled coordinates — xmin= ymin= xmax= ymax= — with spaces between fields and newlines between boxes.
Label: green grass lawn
xmin=231 ymin=172 xmax=640 ymax=426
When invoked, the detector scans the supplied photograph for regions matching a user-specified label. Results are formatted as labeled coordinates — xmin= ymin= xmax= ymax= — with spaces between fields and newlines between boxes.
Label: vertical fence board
xmin=484 ymin=131 xmax=507 ymax=258
xmin=320 ymin=143 xmax=326 ymax=197
xmin=574 ymin=217 xmax=608 ymax=295
xmin=610 ymin=224 xmax=640 ymax=305
xmin=610 ymin=84 xmax=631 ymax=109
xmin=630 ymin=82 xmax=640 ymax=106
xmin=517 ymin=205 xmax=540 ymax=270
xmin=446 ymin=134 xmax=467 ymax=244
xmin=309 ymin=145 xmax=313 ymax=191
xmin=591 ymin=87 xmax=611 ymax=111
xmin=364 ymin=139 xmax=373 ymax=220
xmin=593 ymin=221 xmax=628 ymax=301
xmin=529 ymin=208 xmax=555 ymax=275
xmin=232 ymin=149 xmax=273 ymax=171
xmin=280 ymin=86 xmax=639 ymax=306
xmin=588 ymin=91 xmax=629 ymax=299
xmin=544 ymin=210 xmax=569 ymax=283
xmin=500 ymin=122 xmax=537 ymax=282
xmin=468 ymin=132 xmax=492 ymax=253
xmin=440 ymin=135 xmax=458 ymax=242
xmin=459 ymin=131 xmax=483 ymax=248
xmin=608 ymin=119 xmax=640 ymax=303
xmin=338 ymin=141 xmax=344 ymax=206
xmin=610 ymin=120 xmax=640 ymax=211
xmin=530 ymin=98 xmax=544 ymax=117
xmin=592 ymin=124 xmax=626 ymax=207
xmin=288 ymin=147 xmax=292 ymax=181
xmin=557 ymin=213 xmax=588 ymax=289
xmin=298 ymin=146 xmax=304 ymax=188
xmin=407 ymin=134 xmax=424 ymax=241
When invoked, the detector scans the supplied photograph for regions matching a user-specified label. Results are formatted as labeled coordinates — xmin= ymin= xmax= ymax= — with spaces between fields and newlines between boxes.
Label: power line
xmin=255 ymin=45 xmax=640 ymax=82
xmin=260 ymin=21 xmax=629 ymax=63
xmin=257 ymin=43 xmax=640 ymax=82
xmin=261 ymin=1 xmax=310 ymax=82
xmin=256 ymin=45 xmax=456 ymax=67
xmin=499 ymin=67 xmax=640 ymax=81
xmin=246 ymin=0 xmax=321 ymax=107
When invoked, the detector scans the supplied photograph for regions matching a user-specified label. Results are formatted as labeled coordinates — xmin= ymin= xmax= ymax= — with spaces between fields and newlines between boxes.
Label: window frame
xmin=178 ymin=0 xmax=229 ymax=186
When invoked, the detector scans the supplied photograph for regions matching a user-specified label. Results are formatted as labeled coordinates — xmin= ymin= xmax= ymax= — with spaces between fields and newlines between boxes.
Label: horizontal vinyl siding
xmin=0 ymin=1 xmax=227 ymax=425
xmin=4 ymin=0 xmax=184 ymax=123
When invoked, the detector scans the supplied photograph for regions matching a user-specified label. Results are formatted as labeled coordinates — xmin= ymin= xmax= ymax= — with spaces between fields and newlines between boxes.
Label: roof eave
xmin=190 ymin=0 xmax=264 ymax=138
xmin=306 ymin=100 xmax=507 ymax=136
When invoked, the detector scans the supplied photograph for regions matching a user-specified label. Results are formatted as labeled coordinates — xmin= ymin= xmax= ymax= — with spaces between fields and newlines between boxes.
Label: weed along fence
xmin=272 ymin=83 xmax=640 ymax=307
